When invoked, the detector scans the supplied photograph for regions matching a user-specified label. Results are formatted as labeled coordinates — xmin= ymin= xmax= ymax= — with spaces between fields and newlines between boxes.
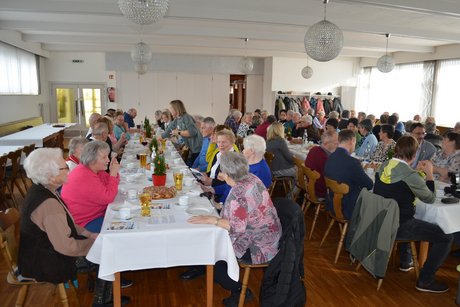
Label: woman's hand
xmin=90 ymin=233 xmax=99 ymax=240
xmin=200 ymin=173 xmax=212 ymax=186
xmin=109 ymin=157 xmax=120 ymax=177
xmin=188 ymin=215 xmax=218 ymax=225
xmin=417 ymin=160 xmax=434 ymax=180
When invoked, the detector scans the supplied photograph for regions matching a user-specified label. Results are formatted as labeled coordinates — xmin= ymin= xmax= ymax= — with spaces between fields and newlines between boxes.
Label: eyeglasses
xmin=59 ymin=166 xmax=69 ymax=171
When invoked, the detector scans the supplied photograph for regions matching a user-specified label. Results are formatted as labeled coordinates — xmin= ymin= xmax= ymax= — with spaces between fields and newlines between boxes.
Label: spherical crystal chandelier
xmin=131 ymin=42 xmax=152 ymax=64
xmin=377 ymin=34 xmax=395 ymax=73
xmin=301 ymin=66 xmax=314 ymax=79
xmin=118 ymin=0 xmax=169 ymax=25
xmin=304 ymin=0 xmax=343 ymax=62
xmin=240 ymin=38 xmax=254 ymax=74
xmin=135 ymin=63 xmax=148 ymax=75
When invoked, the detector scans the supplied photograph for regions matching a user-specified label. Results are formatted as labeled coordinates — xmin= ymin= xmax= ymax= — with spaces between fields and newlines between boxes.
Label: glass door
xmin=51 ymin=83 xmax=106 ymax=135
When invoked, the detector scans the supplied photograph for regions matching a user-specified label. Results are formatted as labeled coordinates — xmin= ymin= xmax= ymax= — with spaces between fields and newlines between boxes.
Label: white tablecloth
xmin=86 ymin=140 xmax=239 ymax=282
xmin=415 ymin=182 xmax=460 ymax=234
xmin=0 ymin=123 xmax=74 ymax=147
xmin=0 ymin=145 xmax=24 ymax=157
xmin=288 ymin=143 xmax=311 ymax=161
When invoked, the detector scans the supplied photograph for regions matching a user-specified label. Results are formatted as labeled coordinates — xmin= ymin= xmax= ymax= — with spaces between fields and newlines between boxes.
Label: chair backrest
xmin=293 ymin=157 xmax=306 ymax=190
xmin=0 ymin=208 xmax=21 ymax=279
xmin=325 ymin=177 xmax=350 ymax=221
xmin=0 ymin=155 xmax=8 ymax=183
xmin=22 ymin=144 xmax=36 ymax=157
xmin=303 ymin=165 xmax=320 ymax=203
xmin=236 ymin=136 xmax=244 ymax=151
xmin=7 ymin=149 xmax=22 ymax=177
xmin=264 ymin=152 xmax=275 ymax=169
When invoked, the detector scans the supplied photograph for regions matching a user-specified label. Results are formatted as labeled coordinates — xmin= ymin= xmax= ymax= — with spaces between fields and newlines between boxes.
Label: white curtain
xmin=432 ymin=59 xmax=460 ymax=127
xmin=0 ymin=42 xmax=39 ymax=95
xmin=356 ymin=62 xmax=434 ymax=121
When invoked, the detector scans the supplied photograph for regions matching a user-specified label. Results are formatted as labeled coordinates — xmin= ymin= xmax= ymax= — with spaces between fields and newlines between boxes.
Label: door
xmin=51 ymin=83 xmax=106 ymax=135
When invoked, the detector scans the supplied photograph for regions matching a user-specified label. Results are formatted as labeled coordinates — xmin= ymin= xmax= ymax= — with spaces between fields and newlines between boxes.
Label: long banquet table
xmin=0 ymin=123 xmax=74 ymax=147
xmin=86 ymin=140 xmax=239 ymax=307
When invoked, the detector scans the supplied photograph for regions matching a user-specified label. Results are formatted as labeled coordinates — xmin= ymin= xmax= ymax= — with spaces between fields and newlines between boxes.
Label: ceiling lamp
xmin=304 ymin=0 xmax=343 ymax=62
xmin=118 ymin=0 xmax=169 ymax=25
xmin=301 ymin=57 xmax=314 ymax=79
xmin=377 ymin=33 xmax=395 ymax=73
xmin=240 ymin=38 xmax=254 ymax=74
xmin=131 ymin=42 xmax=152 ymax=64
xmin=135 ymin=63 xmax=148 ymax=75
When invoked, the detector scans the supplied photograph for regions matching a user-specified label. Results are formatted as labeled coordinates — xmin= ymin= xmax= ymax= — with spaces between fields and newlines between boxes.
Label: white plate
xmin=186 ymin=206 xmax=213 ymax=216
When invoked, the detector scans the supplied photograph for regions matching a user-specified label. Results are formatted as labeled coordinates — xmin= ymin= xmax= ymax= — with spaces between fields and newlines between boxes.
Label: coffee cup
xmin=184 ymin=177 xmax=194 ymax=186
xmin=127 ymin=189 xmax=138 ymax=200
xmin=178 ymin=195 xmax=189 ymax=206
xmin=119 ymin=207 xmax=131 ymax=220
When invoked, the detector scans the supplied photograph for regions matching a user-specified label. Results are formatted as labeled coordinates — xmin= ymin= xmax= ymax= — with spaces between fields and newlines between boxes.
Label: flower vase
xmin=152 ymin=174 xmax=166 ymax=186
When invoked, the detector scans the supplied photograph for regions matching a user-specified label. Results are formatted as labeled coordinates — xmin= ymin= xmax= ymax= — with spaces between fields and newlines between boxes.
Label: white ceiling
xmin=1 ymin=0 xmax=460 ymax=59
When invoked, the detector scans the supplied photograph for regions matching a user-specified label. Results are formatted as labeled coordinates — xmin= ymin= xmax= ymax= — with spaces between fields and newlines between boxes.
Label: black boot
xmin=92 ymin=278 xmax=130 ymax=307
xmin=222 ymin=288 xmax=253 ymax=307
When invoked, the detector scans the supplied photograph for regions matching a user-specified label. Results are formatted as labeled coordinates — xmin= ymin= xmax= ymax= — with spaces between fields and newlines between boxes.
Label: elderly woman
xmin=61 ymin=141 xmax=119 ymax=232
xmin=371 ymin=124 xmax=396 ymax=163
xmin=356 ymin=118 xmax=378 ymax=158
xmin=431 ymin=132 xmax=460 ymax=182
xmin=160 ymin=100 xmax=203 ymax=166
xmin=237 ymin=112 xmax=253 ymax=138
xmin=97 ymin=117 xmax=126 ymax=155
xmin=66 ymin=137 xmax=88 ymax=171
xmin=189 ymin=152 xmax=281 ymax=305
xmin=266 ymin=122 xmax=296 ymax=178
xmin=161 ymin=110 xmax=172 ymax=131
xmin=242 ymin=135 xmax=272 ymax=188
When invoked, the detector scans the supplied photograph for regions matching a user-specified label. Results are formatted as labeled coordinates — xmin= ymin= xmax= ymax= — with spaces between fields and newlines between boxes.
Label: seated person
xmin=292 ymin=115 xmax=320 ymax=143
xmin=324 ymin=130 xmax=373 ymax=220
xmin=189 ymin=152 xmax=281 ymax=306
xmin=192 ymin=117 xmax=216 ymax=172
xmin=409 ymin=122 xmax=436 ymax=168
xmin=325 ymin=117 xmax=339 ymax=133
xmin=355 ymin=118 xmax=378 ymax=158
xmin=61 ymin=141 xmax=119 ymax=232
xmin=113 ymin=111 xmax=130 ymax=141
xmin=371 ymin=124 xmax=396 ymax=163
xmin=347 ymin=117 xmax=362 ymax=149
xmin=97 ymin=117 xmax=126 ymax=157
xmin=242 ymin=135 xmax=272 ymax=188
xmin=266 ymin=122 xmax=296 ymax=179
xmin=237 ymin=112 xmax=253 ymax=138
xmin=19 ymin=148 xmax=129 ymax=306
xmin=305 ymin=130 xmax=338 ymax=199
xmin=387 ymin=115 xmax=403 ymax=142
xmin=424 ymin=122 xmax=442 ymax=149
xmin=431 ymin=132 xmax=460 ymax=182
xmin=255 ymin=115 xmax=276 ymax=139
xmin=373 ymin=135 xmax=453 ymax=293
xmin=66 ymin=137 xmax=88 ymax=172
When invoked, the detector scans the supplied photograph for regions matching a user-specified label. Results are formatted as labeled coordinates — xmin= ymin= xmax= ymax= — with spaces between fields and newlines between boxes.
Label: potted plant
xmin=144 ymin=116 xmax=152 ymax=138
xmin=149 ymin=138 xmax=159 ymax=154
xmin=152 ymin=154 xmax=167 ymax=186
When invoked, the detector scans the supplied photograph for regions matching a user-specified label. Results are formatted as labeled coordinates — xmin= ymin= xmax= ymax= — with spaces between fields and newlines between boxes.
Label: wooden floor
xmin=1 ymin=190 xmax=460 ymax=306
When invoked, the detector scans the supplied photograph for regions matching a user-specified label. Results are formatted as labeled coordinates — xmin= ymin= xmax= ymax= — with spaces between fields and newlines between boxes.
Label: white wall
xmin=246 ymin=75 xmax=264 ymax=112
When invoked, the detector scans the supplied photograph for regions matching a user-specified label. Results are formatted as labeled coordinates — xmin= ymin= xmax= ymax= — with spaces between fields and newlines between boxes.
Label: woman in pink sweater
xmin=61 ymin=140 xmax=120 ymax=232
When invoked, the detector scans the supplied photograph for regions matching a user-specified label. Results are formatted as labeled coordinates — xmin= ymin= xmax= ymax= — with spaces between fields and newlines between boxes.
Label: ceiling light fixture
xmin=131 ymin=42 xmax=152 ymax=75
xmin=240 ymin=38 xmax=254 ymax=74
xmin=304 ymin=0 xmax=343 ymax=62
xmin=301 ymin=57 xmax=314 ymax=79
xmin=376 ymin=33 xmax=395 ymax=73
xmin=118 ymin=0 xmax=169 ymax=25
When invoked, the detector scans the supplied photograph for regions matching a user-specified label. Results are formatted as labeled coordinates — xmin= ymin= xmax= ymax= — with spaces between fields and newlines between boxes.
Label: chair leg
xmin=15 ymin=285 xmax=29 ymax=307
xmin=320 ymin=219 xmax=335 ymax=247
xmin=409 ymin=242 xmax=420 ymax=279
xmin=269 ymin=181 xmax=276 ymax=197
xmin=57 ymin=283 xmax=69 ymax=307
xmin=14 ymin=180 xmax=26 ymax=198
xmin=334 ymin=223 xmax=348 ymax=264
xmin=238 ymin=267 xmax=251 ymax=307
xmin=308 ymin=204 xmax=321 ymax=240
xmin=377 ymin=279 xmax=384 ymax=291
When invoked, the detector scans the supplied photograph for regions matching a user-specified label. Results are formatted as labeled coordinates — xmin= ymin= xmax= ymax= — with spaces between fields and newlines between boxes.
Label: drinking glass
xmin=139 ymin=192 xmax=151 ymax=217
xmin=139 ymin=153 xmax=147 ymax=168
xmin=174 ymin=172 xmax=184 ymax=191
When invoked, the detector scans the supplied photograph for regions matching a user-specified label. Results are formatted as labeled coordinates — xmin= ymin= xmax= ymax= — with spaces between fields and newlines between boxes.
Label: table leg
xmin=114 ymin=272 xmax=121 ymax=307
xmin=206 ymin=265 xmax=214 ymax=307
xmin=419 ymin=241 xmax=429 ymax=268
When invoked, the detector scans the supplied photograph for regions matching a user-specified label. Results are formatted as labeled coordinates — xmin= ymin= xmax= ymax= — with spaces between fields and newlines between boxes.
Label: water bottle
xmin=364 ymin=143 xmax=371 ymax=162
xmin=303 ymin=129 xmax=308 ymax=146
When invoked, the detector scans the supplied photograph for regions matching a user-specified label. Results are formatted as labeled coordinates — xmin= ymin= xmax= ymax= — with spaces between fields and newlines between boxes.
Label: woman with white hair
xmin=189 ymin=152 xmax=281 ymax=305
xmin=242 ymin=134 xmax=272 ymax=188
xmin=66 ymin=137 xmax=88 ymax=171
xmin=61 ymin=141 xmax=120 ymax=232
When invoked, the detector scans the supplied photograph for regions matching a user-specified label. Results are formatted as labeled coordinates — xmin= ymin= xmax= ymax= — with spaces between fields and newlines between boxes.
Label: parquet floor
xmin=1 ymin=188 xmax=459 ymax=306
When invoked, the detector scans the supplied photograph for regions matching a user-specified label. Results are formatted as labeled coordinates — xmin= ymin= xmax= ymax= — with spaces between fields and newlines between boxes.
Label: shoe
xmin=92 ymin=295 xmax=131 ymax=307
xmin=416 ymin=280 xmax=449 ymax=293
xmin=451 ymin=249 xmax=460 ymax=257
xmin=223 ymin=289 xmax=254 ymax=307
xmin=399 ymin=262 xmax=414 ymax=272
xmin=180 ymin=267 xmax=205 ymax=280
xmin=120 ymin=278 xmax=133 ymax=288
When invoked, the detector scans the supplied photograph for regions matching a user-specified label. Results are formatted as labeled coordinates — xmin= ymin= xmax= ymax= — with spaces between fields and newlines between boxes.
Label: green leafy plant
xmin=153 ymin=154 xmax=166 ymax=175
xmin=144 ymin=116 xmax=152 ymax=138
xmin=149 ymin=138 xmax=159 ymax=153
xmin=387 ymin=148 xmax=395 ymax=160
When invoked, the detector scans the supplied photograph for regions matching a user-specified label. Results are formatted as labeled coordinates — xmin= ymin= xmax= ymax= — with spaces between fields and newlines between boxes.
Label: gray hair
xmin=92 ymin=122 xmax=108 ymax=136
xmin=203 ymin=116 xmax=216 ymax=127
xmin=220 ymin=152 xmax=249 ymax=182
xmin=304 ymin=115 xmax=313 ymax=125
xmin=243 ymin=134 xmax=266 ymax=156
xmin=24 ymin=148 xmax=63 ymax=185
xmin=425 ymin=122 xmax=437 ymax=134
xmin=287 ymin=110 xmax=294 ymax=116
xmin=81 ymin=141 xmax=110 ymax=166
xmin=232 ymin=110 xmax=242 ymax=119
xmin=329 ymin=111 xmax=339 ymax=119
xmin=193 ymin=114 xmax=204 ymax=123
xmin=68 ymin=137 xmax=88 ymax=156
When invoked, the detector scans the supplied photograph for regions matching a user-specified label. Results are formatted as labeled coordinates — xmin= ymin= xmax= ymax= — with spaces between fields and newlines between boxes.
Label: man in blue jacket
xmin=324 ymin=129 xmax=373 ymax=220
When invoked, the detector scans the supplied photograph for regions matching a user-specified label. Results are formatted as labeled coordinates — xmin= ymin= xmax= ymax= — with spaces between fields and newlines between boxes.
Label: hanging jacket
xmin=260 ymin=197 xmax=306 ymax=307
xmin=345 ymin=188 xmax=399 ymax=278
xmin=309 ymin=97 xmax=317 ymax=112
xmin=283 ymin=97 xmax=291 ymax=111
xmin=332 ymin=97 xmax=343 ymax=114
xmin=301 ymin=96 xmax=310 ymax=113
xmin=315 ymin=99 xmax=325 ymax=115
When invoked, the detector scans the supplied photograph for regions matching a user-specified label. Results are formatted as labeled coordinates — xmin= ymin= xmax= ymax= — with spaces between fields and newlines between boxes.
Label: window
xmin=432 ymin=59 xmax=460 ymax=127
xmin=0 ymin=42 xmax=39 ymax=95
xmin=356 ymin=62 xmax=434 ymax=121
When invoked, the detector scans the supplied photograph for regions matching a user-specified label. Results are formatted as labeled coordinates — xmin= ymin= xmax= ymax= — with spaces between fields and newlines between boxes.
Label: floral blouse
xmin=222 ymin=174 xmax=281 ymax=264
xmin=432 ymin=149 xmax=460 ymax=174
xmin=371 ymin=140 xmax=396 ymax=163
xmin=237 ymin=122 xmax=250 ymax=138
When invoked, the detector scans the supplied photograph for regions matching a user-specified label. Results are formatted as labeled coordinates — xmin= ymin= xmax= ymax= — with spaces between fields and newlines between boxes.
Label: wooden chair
xmin=320 ymin=177 xmax=350 ymax=263
xmin=6 ymin=149 xmax=26 ymax=202
xmin=19 ymin=144 xmax=35 ymax=190
xmin=0 ymin=155 xmax=17 ymax=209
xmin=265 ymin=152 xmax=293 ymax=198
xmin=302 ymin=165 xmax=325 ymax=240
xmin=292 ymin=156 xmax=306 ymax=202
xmin=236 ymin=136 xmax=244 ymax=151
xmin=238 ymin=262 xmax=269 ymax=307
xmin=0 ymin=208 xmax=73 ymax=307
